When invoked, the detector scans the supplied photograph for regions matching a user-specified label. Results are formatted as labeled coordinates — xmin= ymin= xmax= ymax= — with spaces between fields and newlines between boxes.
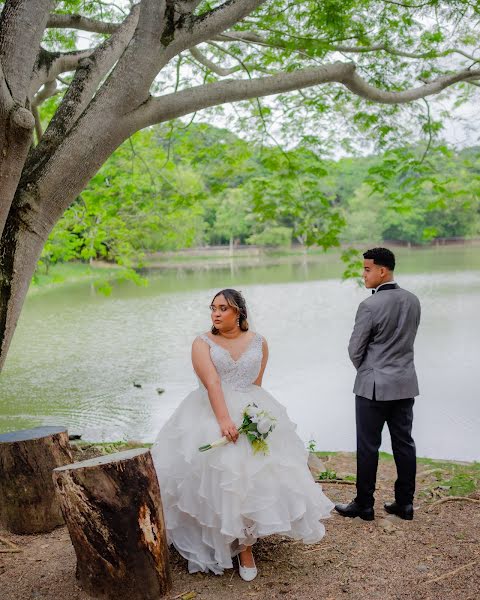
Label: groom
xmin=335 ymin=247 xmax=421 ymax=521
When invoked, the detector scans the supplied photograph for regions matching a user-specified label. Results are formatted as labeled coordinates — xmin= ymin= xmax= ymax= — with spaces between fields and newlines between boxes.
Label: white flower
xmin=246 ymin=405 xmax=261 ymax=418
xmin=257 ymin=417 xmax=273 ymax=435
xmin=250 ymin=415 xmax=260 ymax=424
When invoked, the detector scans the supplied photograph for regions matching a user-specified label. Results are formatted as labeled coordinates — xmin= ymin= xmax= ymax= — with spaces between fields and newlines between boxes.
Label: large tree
xmin=0 ymin=0 xmax=479 ymax=370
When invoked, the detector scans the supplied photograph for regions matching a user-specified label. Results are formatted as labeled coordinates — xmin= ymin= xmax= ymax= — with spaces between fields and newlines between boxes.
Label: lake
xmin=1 ymin=245 xmax=479 ymax=462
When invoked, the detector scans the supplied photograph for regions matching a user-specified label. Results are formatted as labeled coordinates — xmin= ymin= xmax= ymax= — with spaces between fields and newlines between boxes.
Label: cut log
xmin=0 ymin=426 xmax=72 ymax=534
xmin=53 ymin=448 xmax=171 ymax=600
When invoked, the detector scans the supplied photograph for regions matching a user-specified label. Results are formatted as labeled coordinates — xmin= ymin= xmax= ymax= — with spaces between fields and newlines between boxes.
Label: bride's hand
xmin=218 ymin=416 xmax=239 ymax=443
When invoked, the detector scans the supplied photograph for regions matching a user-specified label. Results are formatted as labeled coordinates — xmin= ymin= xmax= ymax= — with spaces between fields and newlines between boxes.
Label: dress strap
xmin=198 ymin=333 xmax=215 ymax=347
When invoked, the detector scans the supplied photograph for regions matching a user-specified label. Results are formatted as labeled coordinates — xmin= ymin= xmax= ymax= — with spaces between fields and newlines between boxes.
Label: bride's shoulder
xmin=252 ymin=331 xmax=268 ymax=345
xmin=192 ymin=332 xmax=212 ymax=346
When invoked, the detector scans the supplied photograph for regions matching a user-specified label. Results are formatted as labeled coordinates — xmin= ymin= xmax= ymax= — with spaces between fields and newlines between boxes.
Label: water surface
xmin=1 ymin=246 xmax=478 ymax=461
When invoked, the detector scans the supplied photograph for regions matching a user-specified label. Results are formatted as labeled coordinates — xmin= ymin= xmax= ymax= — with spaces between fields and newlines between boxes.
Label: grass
xmin=415 ymin=456 xmax=479 ymax=496
xmin=310 ymin=450 xmax=479 ymax=497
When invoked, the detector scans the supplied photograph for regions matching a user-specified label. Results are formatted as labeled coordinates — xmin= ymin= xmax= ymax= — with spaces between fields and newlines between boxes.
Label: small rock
xmin=133 ymin=382 xmax=142 ymax=388
xmin=156 ymin=387 xmax=165 ymax=394
xmin=378 ymin=518 xmax=398 ymax=533
xmin=416 ymin=564 xmax=429 ymax=572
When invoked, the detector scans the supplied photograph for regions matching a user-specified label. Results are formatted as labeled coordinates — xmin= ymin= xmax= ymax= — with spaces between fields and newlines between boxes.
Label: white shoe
xmin=238 ymin=554 xmax=258 ymax=581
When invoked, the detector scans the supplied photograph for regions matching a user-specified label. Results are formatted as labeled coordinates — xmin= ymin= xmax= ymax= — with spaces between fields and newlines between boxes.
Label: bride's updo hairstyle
xmin=211 ymin=288 xmax=249 ymax=335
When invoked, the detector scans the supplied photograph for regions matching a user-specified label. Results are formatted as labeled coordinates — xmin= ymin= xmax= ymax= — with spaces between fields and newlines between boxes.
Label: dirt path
xmin=1 ymin=453 xmax=478 ymax=600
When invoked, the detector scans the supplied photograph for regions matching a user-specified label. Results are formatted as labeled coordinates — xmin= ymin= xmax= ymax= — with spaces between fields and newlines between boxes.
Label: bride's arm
xmin=191 ymin=338 xmax=239 ymax=442
xmin=253 ymin=337 xmax=269 ymax=386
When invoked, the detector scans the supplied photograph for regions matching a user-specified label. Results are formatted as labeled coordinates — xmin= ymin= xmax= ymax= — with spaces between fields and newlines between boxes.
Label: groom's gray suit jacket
xmin=348 ymin=283 xmax=421 ymax=401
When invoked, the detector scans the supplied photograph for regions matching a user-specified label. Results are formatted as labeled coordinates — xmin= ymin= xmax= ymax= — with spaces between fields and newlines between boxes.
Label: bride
xmin=151 ymin=288 xmax=333 ymax=581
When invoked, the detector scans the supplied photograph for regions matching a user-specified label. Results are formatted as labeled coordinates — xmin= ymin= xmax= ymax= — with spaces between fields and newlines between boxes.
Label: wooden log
xmin=53 ymin=448 xmax=171 ymax=600
xmin=0 ymin=426 xmax=72 ymax=534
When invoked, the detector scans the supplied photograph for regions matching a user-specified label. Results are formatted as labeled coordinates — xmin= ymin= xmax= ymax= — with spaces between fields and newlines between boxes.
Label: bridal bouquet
xmin=199 ymin=403 xmax=276 ymax=455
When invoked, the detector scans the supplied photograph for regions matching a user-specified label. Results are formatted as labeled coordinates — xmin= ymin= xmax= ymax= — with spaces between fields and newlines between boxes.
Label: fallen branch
xmin=425 ymin=560 xmax=477 ymax=584
xmin=426 ymin=496 xmax=480 ymax=512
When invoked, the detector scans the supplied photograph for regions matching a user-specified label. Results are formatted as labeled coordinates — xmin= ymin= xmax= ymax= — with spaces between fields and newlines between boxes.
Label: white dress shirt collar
xmin=374 ymin=281 xmax=397 ymax=292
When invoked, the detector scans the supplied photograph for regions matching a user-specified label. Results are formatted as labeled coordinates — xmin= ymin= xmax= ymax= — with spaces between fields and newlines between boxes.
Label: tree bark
xmin=0 ymin=190 xmax=56 ymax=370
xmin=53 ymin=448 xmax=171 ymax=600
xmin=0 ymin=426 xmax=72 ymax=534
xmin=0 ymin=101 xmax=35 ymax=236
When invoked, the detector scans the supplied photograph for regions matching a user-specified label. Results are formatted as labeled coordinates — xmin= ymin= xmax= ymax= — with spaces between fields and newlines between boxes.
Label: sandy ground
xmin=1 ymin=453 xmax=479 ymax=600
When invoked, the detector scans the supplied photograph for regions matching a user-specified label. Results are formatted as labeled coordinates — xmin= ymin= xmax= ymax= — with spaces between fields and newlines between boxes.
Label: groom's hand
xmin=218 ymin=416 xmax=239 ymax=443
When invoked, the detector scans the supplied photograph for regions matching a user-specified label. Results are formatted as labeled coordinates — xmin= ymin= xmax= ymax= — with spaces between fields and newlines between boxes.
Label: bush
xmin=247 ymin=226 xmax=292 ymax=248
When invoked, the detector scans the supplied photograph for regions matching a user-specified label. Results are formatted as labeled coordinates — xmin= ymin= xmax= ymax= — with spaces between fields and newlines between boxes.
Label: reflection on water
xmin=1 ymin=245 xmax=479 ymax=461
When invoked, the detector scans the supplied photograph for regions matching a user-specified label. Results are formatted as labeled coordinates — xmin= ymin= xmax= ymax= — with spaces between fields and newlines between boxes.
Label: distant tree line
xmin=39 ymin=122 xmax=480 ymax=275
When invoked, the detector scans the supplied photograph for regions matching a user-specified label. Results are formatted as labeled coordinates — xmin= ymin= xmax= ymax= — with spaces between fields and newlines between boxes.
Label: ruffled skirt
xmin=151 ymin=383 xmax=334 ymax=574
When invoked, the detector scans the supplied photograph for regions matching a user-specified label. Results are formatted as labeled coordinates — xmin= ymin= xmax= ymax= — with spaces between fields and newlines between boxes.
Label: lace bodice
xmin=198 ymin=332 xmax=263 ymax=391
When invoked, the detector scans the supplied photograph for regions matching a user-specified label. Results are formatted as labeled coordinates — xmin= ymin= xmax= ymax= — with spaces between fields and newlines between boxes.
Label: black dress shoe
xmin=384 ymin=501 xmax=414 ymax=520
xmin=334 ymin=501 xmax=374 ymax=521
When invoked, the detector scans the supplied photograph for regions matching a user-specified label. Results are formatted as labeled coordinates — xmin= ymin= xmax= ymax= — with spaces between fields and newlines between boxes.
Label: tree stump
xmin=0 ymin=426 xmax=72 ymax=534
xmin=53 ymin=448 xmax=172 ymax=600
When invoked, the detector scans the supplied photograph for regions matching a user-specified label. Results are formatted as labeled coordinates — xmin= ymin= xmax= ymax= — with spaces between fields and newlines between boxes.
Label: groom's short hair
xmin=363 ymin=247 xmax=395 ymax=271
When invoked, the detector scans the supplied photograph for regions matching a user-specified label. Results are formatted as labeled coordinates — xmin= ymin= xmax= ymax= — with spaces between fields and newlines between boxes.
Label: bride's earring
xmin=236 ymin=316 xmax=240 ymax=327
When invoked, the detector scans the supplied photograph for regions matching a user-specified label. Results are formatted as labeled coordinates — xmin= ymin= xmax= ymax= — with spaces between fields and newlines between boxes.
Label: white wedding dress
xmin=151 ymin=332 xmax=334 ymax=575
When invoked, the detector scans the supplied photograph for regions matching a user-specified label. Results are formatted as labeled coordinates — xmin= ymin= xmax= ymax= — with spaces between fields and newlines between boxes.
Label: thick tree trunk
xmin=0 ymin=426 xmax=72 ymax=534
xmin=0 ymin=194 xmax=53 ymax=370
xmin=53 ymin=448 xmax=172 ymax=600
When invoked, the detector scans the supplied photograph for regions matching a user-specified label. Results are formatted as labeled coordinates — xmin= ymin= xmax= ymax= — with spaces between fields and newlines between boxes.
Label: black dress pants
xmin=355 ymin=393 xmax=416 ymax=508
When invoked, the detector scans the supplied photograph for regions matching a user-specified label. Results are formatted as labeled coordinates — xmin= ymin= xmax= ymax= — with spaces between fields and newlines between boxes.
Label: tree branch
xmin=343 ymin=67 xmax=480 ymax=104
xmin=332 ymin=43 xmax=480 ymax=63
xmin=189 ymin=46 xmax=242 ymax=76
xmin=32 ymin=104 xmax=43 ymax=143
xmin=214 ymin=31 xmax=480 ymax=64
xmin=46 ymin=13 xmax=120 ymax=34
xmin=175 ymin=1 xmax=204 ymax=14
xmin=132 ymin=62 xmax=480 ymax=130
xmin=32 ymin=79 xmax=59 ymax=108
xmin=134 ymin=62 xmax=355 ymax=126
xmin=187 ymin=0 xmax=267 ymax=48
xmin=0 ymin=0 xmax=54 ymax=103
xmin=30 ymin=49 xmax=94 ymax=99
xmin=24 ymin=3 xmax=140 ymax=176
